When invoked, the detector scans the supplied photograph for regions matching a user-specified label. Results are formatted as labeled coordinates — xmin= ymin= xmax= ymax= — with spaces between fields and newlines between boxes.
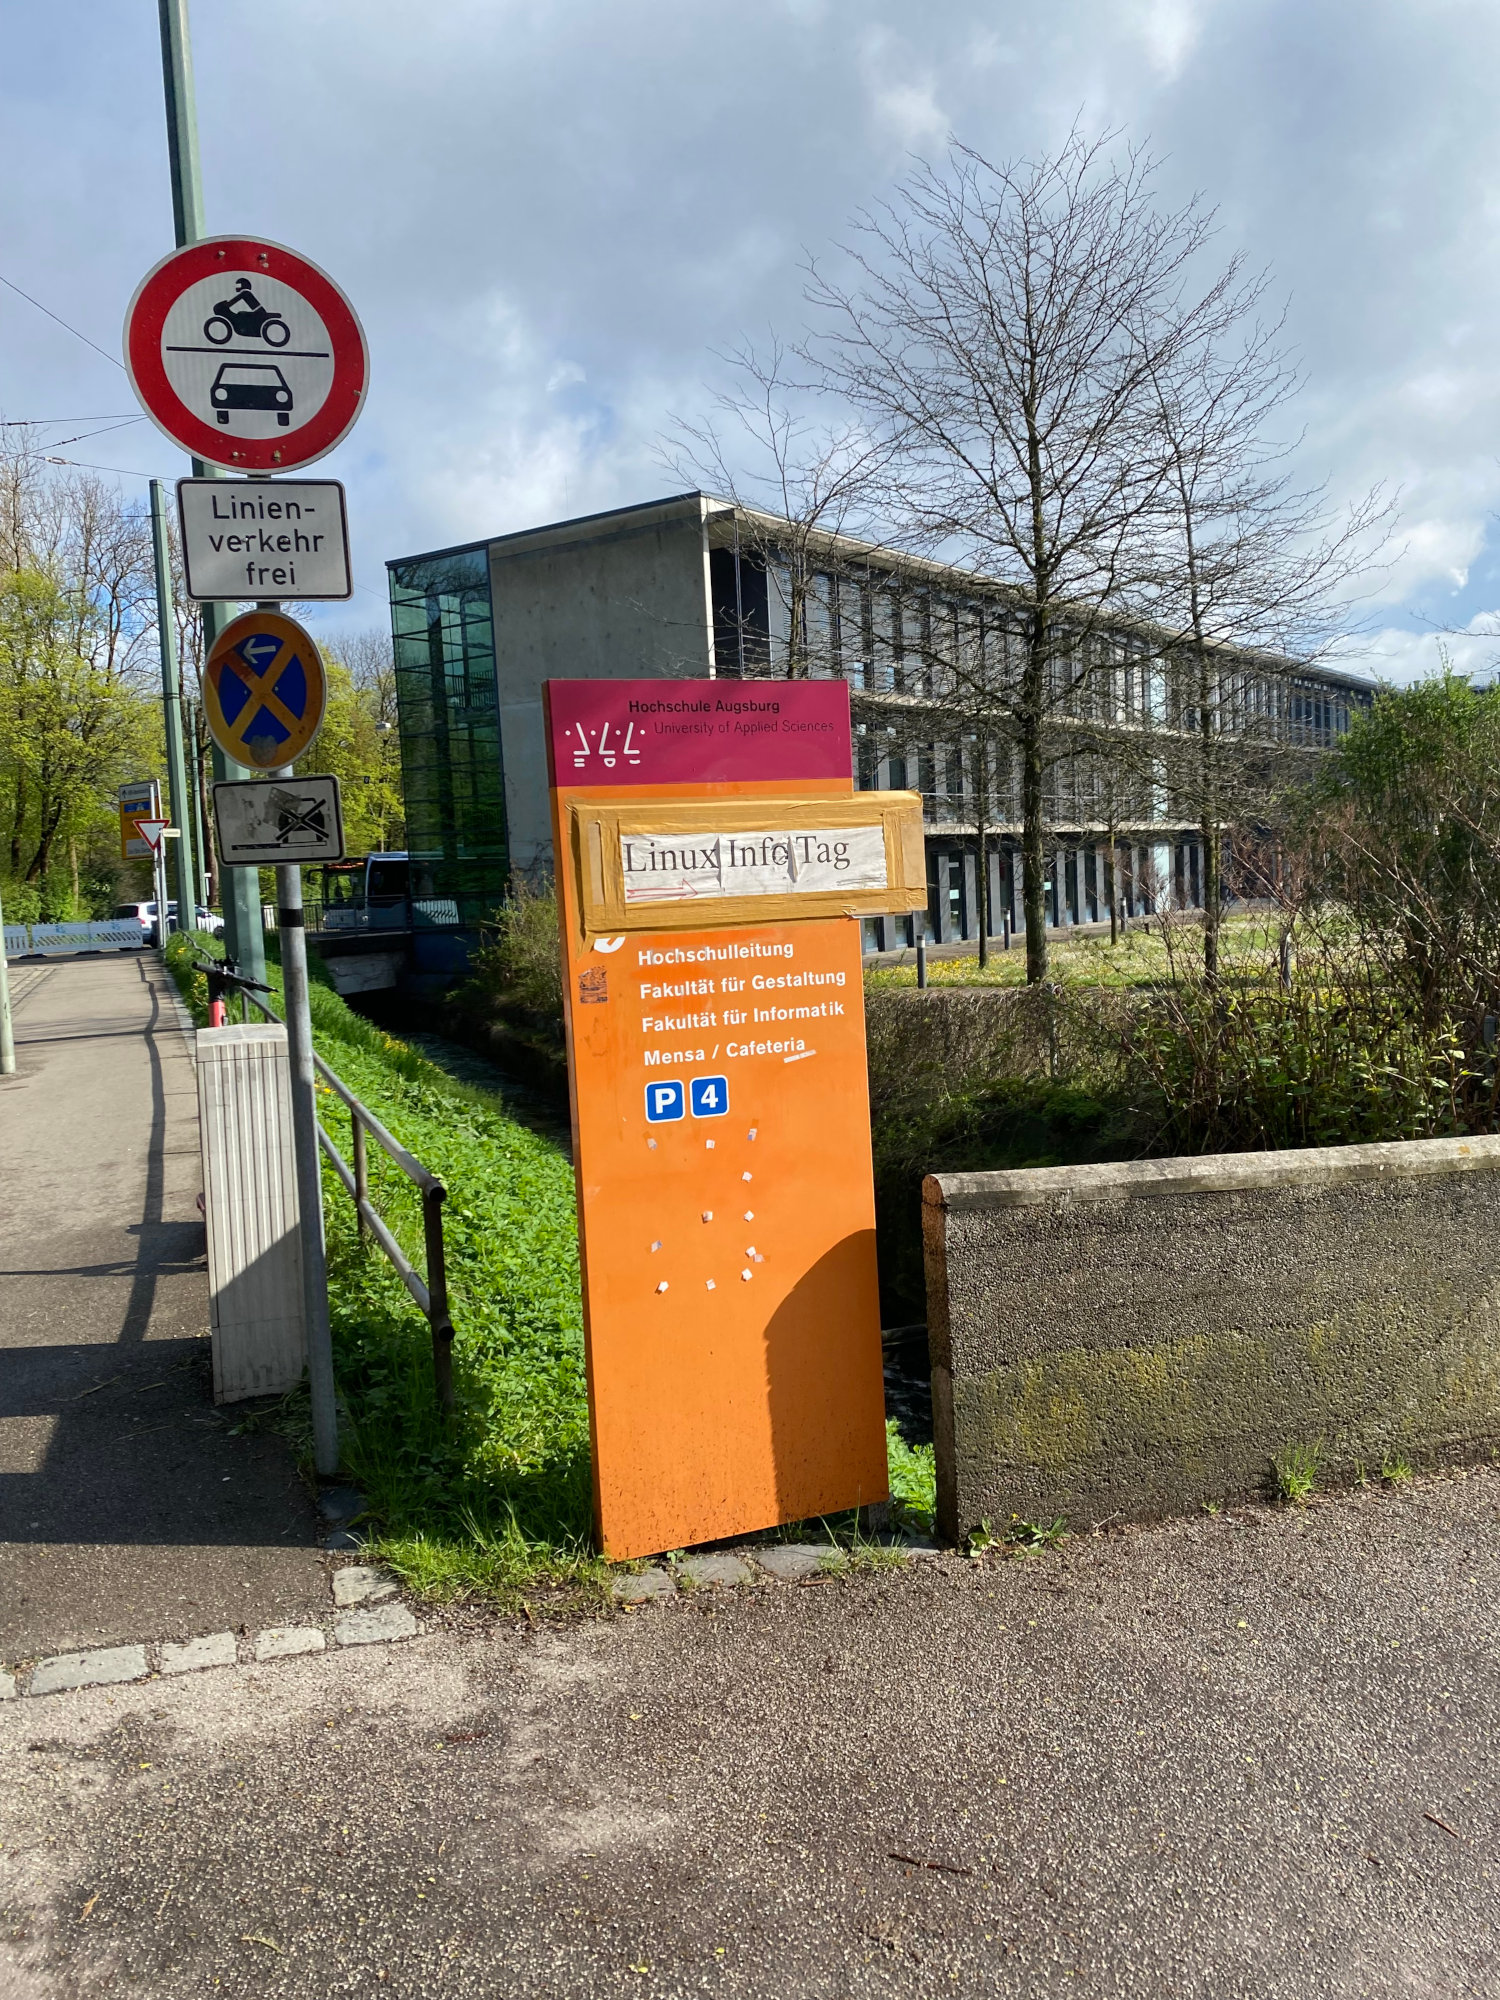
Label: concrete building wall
xmin=923 ymin=1138 xmax=1500 ymax=1542
xmin=488 ymin=496 xmax=717 ymax=872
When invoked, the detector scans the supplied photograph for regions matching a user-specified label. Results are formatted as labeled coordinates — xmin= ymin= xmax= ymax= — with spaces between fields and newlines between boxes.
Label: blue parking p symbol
xmin=690 ymin=1074 xmax=729 ymax=1119
xmin=645 ymin=1079 xmax=685 ymax=1123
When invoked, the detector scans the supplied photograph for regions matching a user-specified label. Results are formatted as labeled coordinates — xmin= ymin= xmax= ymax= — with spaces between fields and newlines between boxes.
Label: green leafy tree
xmin=316 ymin=631 xmax=405 ymax=855
xmin=1312 ymin=670 xmax=1500 ymax=1032
xmin=0 ymin=568 xmax=154 ymax=892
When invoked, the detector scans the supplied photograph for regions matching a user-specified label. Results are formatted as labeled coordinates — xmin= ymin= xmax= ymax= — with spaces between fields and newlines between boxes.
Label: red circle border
xmin=125 ymin=237 xmax=369 ymax=472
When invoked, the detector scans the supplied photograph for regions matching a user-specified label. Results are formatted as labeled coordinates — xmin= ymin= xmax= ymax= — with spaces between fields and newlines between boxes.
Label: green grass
xmin=166 ymin=931 xmax=935 ymax=1605
xmin=885 ymin=1418 xmax=937 ymax=1533
xmin=1272 ymin=1441 xmax=1322 ymax=1506
xmin=865 ymin=912 xmax=1283 ymax=995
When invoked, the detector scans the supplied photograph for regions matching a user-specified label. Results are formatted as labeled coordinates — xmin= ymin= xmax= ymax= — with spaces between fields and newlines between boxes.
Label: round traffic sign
xmin=124 ymin=237 xmax=368 ymax=472
xmin=204 ymin=610 xmax=327 ymax=770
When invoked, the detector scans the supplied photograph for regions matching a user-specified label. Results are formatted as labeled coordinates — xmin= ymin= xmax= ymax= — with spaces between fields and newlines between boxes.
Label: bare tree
xmin=660 ymin=338 xmax=896 ymax=677
xmin=802 ymin=132 xmax=1255 ymax=981
xmin=1135 ymin=293 xmax=1395 ymax=981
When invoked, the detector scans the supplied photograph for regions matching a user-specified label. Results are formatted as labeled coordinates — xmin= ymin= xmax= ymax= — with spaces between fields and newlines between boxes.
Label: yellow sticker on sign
xmin=204 ymin=608 xmax=326 ymax=770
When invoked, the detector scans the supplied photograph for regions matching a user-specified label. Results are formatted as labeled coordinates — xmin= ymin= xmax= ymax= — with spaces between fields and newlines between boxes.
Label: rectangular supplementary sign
xmin=569 ymin=793 xmax=927 ymax=933
xmin=213 ymin=774 xmax=344 ymax=865
xmin=177 ymin=478 xmax=351 ymax=600
xmin=546 ymin=677 xmax=895 ymax=1562
xmin=118 ymin=779 xmax=160 ymax=861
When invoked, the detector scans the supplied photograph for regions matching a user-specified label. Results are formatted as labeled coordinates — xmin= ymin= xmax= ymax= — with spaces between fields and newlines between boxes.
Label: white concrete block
xmin=0 ymin=1671 xmax=17 ymax=1700
xmin=160 ymin=1632 xmax=238 ymax=1675
xmin=253 ymin=1626 xmax=326 ymax=1661
xmin=754 ymin=1544 xmax=841 ymax=1582
xmin=334 ymin=1604 xmax=418 ymax=1647
xmin=332 ymin=1566 xmax=398 ymax=1608
xmin=611 ymin=1569 xmax=675 ymax=1603
xmin=30 ymin=1646 xmax=148 ymax=1696
xmin=679 ymin=1554 xmax=754 ymax=1587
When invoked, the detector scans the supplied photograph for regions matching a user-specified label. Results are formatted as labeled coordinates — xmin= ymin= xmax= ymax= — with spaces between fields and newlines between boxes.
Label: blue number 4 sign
xmin=690 ymin=1074 xmax=729 ymax=1118
xmin=644 ymin=1080 xmax=685 ymax=1122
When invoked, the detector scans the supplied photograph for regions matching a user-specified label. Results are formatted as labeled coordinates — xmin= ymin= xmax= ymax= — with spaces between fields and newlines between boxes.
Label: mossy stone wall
xmin=923 ymin=1138 xmax=1500 ymax=1540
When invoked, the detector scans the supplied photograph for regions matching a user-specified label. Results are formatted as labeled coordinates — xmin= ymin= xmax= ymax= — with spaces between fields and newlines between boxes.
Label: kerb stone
xmin=30 ymin=1646 xmax=148 ymax=1696
xmin=334 ymin=1604 xmax=418 ymax=1646
xmin=161 ymin=1633 xmax=238 ymax=1675
xmin=333 ymin=1566 xmax=399 ymax=1608
xmin=679 ymin=1554 xmax=754 ymax=1587
xmin=755 ymin=1545 xmax=841 ymax=1582
xmin=0 ymin=1671 xmax=17 ymax=1700
xmin=254 ymin=1626 xmax=326 ymax=1661
xmin=612 ymin=1569 xmax=675 ymax=1603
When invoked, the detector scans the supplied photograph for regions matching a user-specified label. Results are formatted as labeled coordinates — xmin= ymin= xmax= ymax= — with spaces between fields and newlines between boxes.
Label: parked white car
xmin=111 ymin=901 xmax=224 ymax=946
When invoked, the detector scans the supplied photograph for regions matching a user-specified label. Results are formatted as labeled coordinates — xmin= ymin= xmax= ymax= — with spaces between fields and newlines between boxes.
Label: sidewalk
xmin=0 ymin=952 xmax=325 ymax=1662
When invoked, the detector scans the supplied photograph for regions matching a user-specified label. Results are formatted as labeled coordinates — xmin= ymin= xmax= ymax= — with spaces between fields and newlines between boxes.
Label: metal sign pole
xmin=250 ymin=568 xmax=337 ymax=1474
xmin=153 ymin=837 xmax=168 ymax=946
xmin=154 ymin=0 xmax=265 ymax=988
xmin=150 ymin=478 xmax=197 ymax=930
xmin=0 ymin=884 xmax=15 ymax=1077
xmin=272 ymin=803 xmax=339 ymax=1477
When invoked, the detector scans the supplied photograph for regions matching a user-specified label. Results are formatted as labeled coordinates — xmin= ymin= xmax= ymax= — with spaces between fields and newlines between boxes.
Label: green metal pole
xmin=150 ymin=480 xmax=197 ymax=929
xmin=156 ymin=0 xmax=264 ymax=983
xmin=0 ymin=886 xmax=15 ymax=1076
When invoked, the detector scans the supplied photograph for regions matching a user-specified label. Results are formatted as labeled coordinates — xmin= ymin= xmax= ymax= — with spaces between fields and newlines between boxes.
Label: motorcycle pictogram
xmin=204 ymin=278 xmax=291 ymax=348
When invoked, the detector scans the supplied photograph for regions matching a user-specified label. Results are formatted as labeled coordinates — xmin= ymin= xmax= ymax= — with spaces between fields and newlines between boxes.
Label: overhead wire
xmin=0 ymin=273 xmax=388 ymax=606
xmin=0 ymin=271 xmax=127 ymax=370
xmin=2 ymin=414 xmax=140 ymax=426
xmin=39 ymin=417 xmax=145 ymax=449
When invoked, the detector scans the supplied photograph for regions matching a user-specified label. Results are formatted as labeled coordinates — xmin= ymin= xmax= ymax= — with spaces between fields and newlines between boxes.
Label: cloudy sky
xmin=4 ymin=0 xmax=1498 ymax=678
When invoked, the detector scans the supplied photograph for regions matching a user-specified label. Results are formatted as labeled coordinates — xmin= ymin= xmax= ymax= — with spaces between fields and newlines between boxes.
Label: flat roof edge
xmin=387 ymin=492 xmax=711 ymax=573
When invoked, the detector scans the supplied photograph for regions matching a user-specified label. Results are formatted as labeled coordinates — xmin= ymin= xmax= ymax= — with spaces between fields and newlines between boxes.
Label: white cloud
xmin=1127 ymin=0 xmax=1208 ymax=80
xmin=9 ymin=0 xmax=1500 ymax=664
xmin=1337 ymin=612 xmax=1500 ymax=686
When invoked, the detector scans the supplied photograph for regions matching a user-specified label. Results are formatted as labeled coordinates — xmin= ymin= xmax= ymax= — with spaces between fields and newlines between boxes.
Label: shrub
xmin=466 ymin=877 xmax=563 ymax=1025
xmin=1122 ymin=983 xmax=1474 ymax=1155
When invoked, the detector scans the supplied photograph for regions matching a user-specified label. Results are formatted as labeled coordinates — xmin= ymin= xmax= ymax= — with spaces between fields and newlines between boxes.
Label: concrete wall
xmin=488 ymin=496 xmax=718 ymax=872
xmin=922 ymin=1137 xmax=1500 ymax=1542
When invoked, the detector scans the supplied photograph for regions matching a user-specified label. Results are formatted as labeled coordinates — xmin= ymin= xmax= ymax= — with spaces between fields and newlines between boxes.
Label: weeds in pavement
xmin=1272 ymin=1442 xmax=1322 ymax=1506
xmin=1005 ymin=1516 xmax=1070 ymax=1554
xmin=1381 ymin=1452 xmax=1414 ymax=1486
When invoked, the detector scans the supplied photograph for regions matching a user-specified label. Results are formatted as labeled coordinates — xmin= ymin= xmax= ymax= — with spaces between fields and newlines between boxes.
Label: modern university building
xmin=386 ymin=492 xmax=1374 ymax=956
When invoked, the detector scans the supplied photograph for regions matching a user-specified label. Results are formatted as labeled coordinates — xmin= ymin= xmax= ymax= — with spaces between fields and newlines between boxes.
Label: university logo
xmin=565 ymin=720 xmax=642 ymax=770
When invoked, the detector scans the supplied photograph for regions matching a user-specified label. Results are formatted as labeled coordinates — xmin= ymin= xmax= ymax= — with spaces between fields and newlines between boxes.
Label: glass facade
xmin=387 ymin=545 xmax=510 ymax=930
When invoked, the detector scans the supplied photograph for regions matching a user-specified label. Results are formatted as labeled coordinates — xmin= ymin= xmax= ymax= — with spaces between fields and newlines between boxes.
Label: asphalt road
xmin=3 ymin=1467 xmax=1497 ymax=1998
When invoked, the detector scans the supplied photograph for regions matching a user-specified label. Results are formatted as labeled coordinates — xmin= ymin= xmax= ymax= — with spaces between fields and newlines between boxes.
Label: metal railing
xmin=239 ymin=985 xmax=456 ymax=1413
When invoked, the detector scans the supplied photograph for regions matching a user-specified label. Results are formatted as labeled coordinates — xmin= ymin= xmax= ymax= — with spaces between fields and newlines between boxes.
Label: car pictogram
xmin=210 ymin=361 xmax=293 ymax=426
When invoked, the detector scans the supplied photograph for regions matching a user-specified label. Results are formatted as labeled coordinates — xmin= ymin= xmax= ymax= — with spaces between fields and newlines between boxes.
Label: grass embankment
xmin=166 ymin=933 xmax=935 ymax=1603
xmin=865 ymin=912 xmax=1280 ymax=994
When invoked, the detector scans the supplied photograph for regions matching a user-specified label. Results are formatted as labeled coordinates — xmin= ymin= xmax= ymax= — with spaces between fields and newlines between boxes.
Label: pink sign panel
xmin=544 ymin=679 xmax=852 ymax=787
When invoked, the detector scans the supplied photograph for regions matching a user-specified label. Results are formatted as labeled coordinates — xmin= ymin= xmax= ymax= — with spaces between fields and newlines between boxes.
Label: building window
xmin=387 ymin=545 xmax=509 ymax=928
xmin=948 ymin=853 xmax=967 ymax=939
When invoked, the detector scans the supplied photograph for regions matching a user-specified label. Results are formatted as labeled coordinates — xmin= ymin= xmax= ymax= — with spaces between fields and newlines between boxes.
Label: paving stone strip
xmin=610 ymin=1539 xmax=937 ymax=1602
xmin=7 ymin=1544 xmax=941 ymax=1684
xmin=2 ymin=1564 xmax=417 ymax=1699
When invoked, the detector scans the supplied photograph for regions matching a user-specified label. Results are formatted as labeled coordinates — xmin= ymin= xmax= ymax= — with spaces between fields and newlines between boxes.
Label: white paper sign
xmin=621 ymin=825 xmax=888 ymax=906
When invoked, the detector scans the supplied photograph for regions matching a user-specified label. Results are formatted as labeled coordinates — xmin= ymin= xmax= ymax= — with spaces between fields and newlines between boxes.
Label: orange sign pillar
xmin=546 ymin=679 xmax=917 ymax=1560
